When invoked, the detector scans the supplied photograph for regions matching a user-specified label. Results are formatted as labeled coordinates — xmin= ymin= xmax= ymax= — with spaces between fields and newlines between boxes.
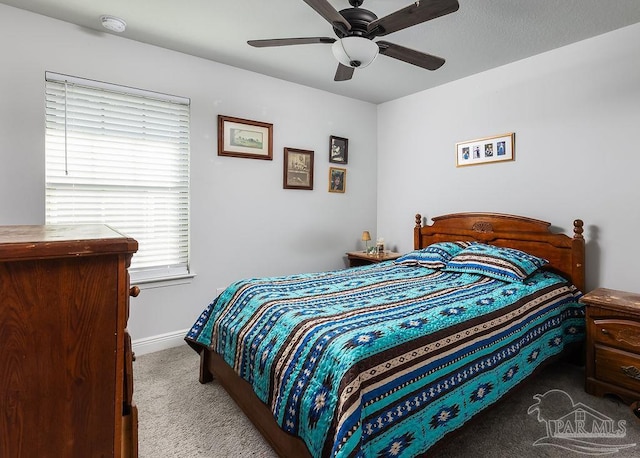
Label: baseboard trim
xmin=132 ymin=329 xmax=189 ymax=356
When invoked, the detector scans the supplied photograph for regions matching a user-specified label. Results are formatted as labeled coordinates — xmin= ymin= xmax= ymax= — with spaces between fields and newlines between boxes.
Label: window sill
xmin=131 ymin=272 xmax=196 ymax=289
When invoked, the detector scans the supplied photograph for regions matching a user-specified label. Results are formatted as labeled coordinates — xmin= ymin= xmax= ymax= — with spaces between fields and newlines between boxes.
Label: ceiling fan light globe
xmin=331 ymin=37 xmax=378 ymax=69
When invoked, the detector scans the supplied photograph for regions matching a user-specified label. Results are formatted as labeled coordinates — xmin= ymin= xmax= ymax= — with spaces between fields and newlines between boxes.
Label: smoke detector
xmin=101 ymin=15 xmax=126 ymax=33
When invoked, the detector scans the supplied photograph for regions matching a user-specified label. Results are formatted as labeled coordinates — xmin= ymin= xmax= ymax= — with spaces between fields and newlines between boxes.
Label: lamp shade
xmin=361 ymin=231 xmax=371 ymax=242
xmin=331 ymin=37 xmax=379 ymax=69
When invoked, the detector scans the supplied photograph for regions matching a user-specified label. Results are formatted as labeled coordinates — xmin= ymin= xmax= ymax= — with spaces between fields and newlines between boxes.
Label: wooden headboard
xmin=414 ymin=212 xmax=585 ymax=292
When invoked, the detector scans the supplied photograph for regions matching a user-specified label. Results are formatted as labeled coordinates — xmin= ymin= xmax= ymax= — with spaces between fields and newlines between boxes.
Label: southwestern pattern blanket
xmin=186 ymin=261 xmax=584 ymax=457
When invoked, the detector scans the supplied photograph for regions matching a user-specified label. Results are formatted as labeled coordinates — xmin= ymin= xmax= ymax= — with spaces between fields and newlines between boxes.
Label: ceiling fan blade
xmin=303 ymin=0 xmax=351 ymax=34
xmin=248 ymin=37 xmax=336 ymax=47
xmin=368 ymin=0 xmax=459 ymax=37
xmin=377 ymin=41 xmax=445 ymax=70
xmin=334 ymin=63 xmax=355 ymax=82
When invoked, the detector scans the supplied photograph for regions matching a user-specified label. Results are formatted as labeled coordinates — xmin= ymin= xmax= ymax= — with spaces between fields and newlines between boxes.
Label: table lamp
xmin=361 ymin=231 xmax=371 ymax=253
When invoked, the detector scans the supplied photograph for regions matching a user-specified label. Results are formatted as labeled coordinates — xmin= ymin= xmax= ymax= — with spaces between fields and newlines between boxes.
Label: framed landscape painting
xmin=218 ymin=115 xmax=273 ymax=160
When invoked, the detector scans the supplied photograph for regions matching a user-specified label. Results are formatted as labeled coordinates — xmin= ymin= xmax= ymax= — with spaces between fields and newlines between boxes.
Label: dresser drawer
xmin=591 ymin=318 xmax=640 ymax=353
xmin=594 ymin=344 xmax=640 ymax=393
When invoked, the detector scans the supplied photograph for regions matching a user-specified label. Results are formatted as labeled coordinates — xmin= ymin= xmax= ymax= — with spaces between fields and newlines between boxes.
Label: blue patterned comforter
xmin=186 ymin=261 xmax=584 ymax=457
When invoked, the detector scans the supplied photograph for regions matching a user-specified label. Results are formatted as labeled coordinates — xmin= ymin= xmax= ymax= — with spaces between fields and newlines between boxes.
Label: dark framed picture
xmin=218 ymin=115 xmax=273 ymax=160
xmin=283 ymin=148 xmax=314 ymax=190
xmin=329 ymin=135 xmax=348 ymax=164
xmin=329 ymin=167 xmax=346 ymax=193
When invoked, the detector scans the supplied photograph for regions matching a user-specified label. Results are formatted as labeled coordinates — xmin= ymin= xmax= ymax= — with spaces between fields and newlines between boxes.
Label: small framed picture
xmin=283 ymin=148 xmax=314 ymax=190
xmin=328 ymin=167 xmax=346 ymax=193
xmin=455 ymin=133 xmax=515 ymax=167
xmin=329 ymin=135 xmax=348 ymax=164
xmin=218 ymin=115 xmax=273 ymax=160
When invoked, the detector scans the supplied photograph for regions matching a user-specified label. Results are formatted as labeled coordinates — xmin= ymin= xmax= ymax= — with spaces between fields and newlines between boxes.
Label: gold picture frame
xmin=456 ymin=132 xmax=515 ymax=167
xmin=328 ymin=167 xmax=346 ymax=193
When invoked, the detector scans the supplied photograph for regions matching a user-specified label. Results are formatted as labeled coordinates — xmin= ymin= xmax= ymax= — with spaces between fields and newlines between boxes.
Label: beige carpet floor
xmin=134 ymin=344 xmax=640 ymax=457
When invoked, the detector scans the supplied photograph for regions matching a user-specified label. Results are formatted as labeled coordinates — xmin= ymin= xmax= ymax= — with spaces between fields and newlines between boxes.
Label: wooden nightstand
xmin=346 ymin=251 xmax=401 ymax=267
xmin=581 ymin=288 xmax=640 ymax=404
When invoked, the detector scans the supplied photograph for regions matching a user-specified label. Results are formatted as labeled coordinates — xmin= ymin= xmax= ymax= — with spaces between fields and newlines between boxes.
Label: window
xmin=45 ymin=72 xmax=190 ymax=282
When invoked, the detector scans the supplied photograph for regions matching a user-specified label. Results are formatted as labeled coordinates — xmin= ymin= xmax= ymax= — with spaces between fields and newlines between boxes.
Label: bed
xmin=185 ymin=212 xmax=586 ymax=457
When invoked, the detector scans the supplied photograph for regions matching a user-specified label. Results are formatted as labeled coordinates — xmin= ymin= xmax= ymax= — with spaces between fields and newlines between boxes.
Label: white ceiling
xmin=4 ymin=0 xmax=640 ymax=104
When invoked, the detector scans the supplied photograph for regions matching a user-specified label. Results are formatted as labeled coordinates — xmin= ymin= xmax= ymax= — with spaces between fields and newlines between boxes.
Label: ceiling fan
xmin=248 ymin=0 xmax=460 ymax=82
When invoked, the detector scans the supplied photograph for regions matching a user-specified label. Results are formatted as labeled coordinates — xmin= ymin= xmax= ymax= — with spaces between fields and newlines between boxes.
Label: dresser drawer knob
xmin=601 ymin=328 xmax=609 ymax=335
xmin=129 ymin=286 xmax=140 ymax=297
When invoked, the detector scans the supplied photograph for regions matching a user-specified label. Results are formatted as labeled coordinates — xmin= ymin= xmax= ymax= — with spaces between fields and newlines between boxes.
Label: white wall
xmin=3 ymin=4 xmax=639 ymax=354
xmin=0 ymin=5 xmax=378 ymax=353
xmin=377 ymin=22 xmax=640 ymax=293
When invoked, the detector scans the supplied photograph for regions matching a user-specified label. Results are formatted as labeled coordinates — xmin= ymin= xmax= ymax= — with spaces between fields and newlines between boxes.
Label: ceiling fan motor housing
xmin=333 ymin=7 xmax=378 ymax=38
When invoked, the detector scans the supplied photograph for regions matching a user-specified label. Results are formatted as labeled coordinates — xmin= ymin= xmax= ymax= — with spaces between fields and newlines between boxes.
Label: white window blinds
xmin=45 ymin=72 xmax=190 ymax=282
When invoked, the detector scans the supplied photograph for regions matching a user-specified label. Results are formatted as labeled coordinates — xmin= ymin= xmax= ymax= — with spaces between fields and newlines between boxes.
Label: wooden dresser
xmin=581 ymin=287 xmax=640 ymax=404
xmin=0 ymin=225 xmax=139 ymax=457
